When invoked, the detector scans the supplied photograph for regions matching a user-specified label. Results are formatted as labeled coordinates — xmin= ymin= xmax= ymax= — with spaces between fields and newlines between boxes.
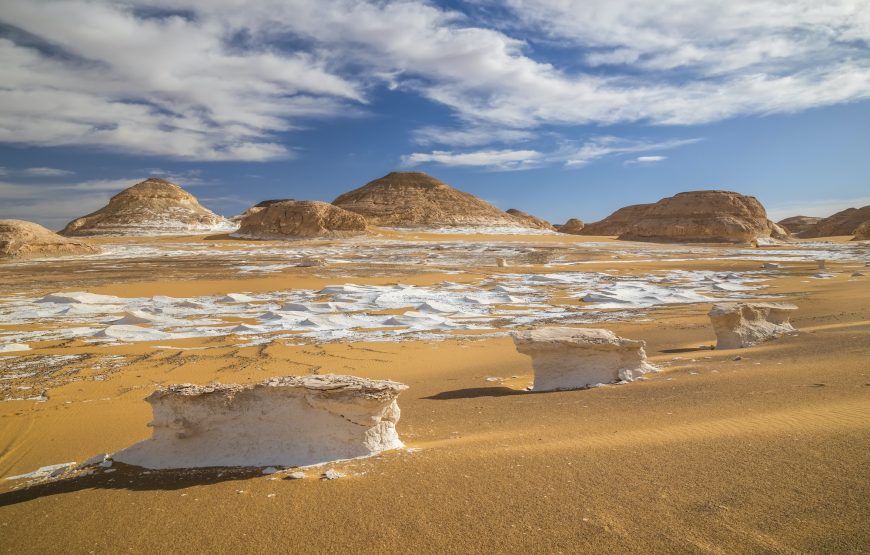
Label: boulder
xmin=618 ymin=191 xmax=778 ymax=243
xmin=512 ymin=327 xmax=657 ymax=391
xmin=61 ymin=178 xmax=236 ymax=236
xmin=233 ymin=200 xmax=368 ymax=239
xmin=777 ymin=216 xmax=821 ymax=235
xmin=577 ymin=204 xmax=652 ymax=236
xmin=557 ymin=218 xmax=585 ymax=234
xmin=0 ymin=219 xmax=101 ymax=259
xmin=799 ymin=205 xmax=870 ymax=238
xmin=505 ymin=208 xmax=556 ymax=230
xmin=112 ymin=374 xmax=408 ymax=469
xmin=708 ymin=303 xmax=797 ymax=349
xmin=333 ymin=172 xmax=523 ymax=229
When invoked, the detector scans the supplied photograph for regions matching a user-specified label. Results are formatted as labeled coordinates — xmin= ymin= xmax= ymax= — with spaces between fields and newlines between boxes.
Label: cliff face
xmin=61 ymin=178 xmax=236 ymax=236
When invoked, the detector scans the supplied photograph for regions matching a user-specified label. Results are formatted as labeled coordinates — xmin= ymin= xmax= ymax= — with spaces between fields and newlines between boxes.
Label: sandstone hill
xmin=777 ymin=216 xmax=821 ymax=235
xmin=1 ymin=219 xmax=101 ymax=259
xmin=233 ymin=200 xmax=368 ymax=239
xmin=333 ymin=172 xmax=524 ymax=229
xmin=61 ymin=178 xmax=236 ymax=236
xmin=619 ymin=191 xmax=783 ymax=243
xmin=231 ymin=199 xmax=294 ymax=222
xmin=557 ymin=218 xmax=585 ymax=235
xmin=576 ymin=204 xmax=652 ymax=236
xmin=798 ymin=205 xmax=870 ymax=238
xmin=506 ymin=209 xmax=555 ymax=230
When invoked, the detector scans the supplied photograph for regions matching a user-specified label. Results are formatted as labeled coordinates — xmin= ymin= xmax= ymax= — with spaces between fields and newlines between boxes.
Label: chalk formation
xmin=233 ymin=200 xmax=368 ymax=239
xmin=113 ymin=374 xmax=408 ymax=469
xmin=0 ymin=219 xmax=100 ymax=259
xmin=512 ymin=327 xmax=657 ymax=391
xmin=708 ymin=302 xmax=798 ymax=349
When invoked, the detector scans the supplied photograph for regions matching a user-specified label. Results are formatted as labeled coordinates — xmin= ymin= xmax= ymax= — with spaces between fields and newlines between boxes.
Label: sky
xmin=1 ymin=0 xmax=869 ymax=230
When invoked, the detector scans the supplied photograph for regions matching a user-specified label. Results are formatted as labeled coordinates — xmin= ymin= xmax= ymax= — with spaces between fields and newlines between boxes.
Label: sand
xmin=0 ymin=231 xmax=868 ymax=553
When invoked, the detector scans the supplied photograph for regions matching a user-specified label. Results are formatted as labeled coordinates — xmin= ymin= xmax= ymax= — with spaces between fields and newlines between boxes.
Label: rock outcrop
xmin=512 ymin=327 xmax=657 ymax=391
xmin=618 ymin=191 xmax=779 ymax=243
xmin=557 ymin=218 xmax=585 ymax=235
xmin=112 ymin=374 xmax=408 ymax=469
xmin=777 ymin=216 xmax=821 ymax=235
xmin=333 ymin=172 xmax=524 ymax=229
xmin=506 ymin=209 xmax=556 ymax=230
xmin=231 ymin=199 xmax=293 ymax=223
xmin=799 ymin=205 xmax=870 ymax=238
xmin=61 ymin=178 xmax=236 ymax=236
xmin=577 ymin=204 xmax=652 ymax=236
xmin=708 ymin=303 xmax=797 ymax=349
xmin=0 ymin=219 xmax=101 ymax=259
xmin=852 ymin=221 xmax=870 ymax=241
xmin=233 ymin=200 xmax=368 ymax=239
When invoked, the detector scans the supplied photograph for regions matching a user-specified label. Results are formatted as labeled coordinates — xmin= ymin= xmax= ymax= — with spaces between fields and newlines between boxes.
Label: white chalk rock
xmin=113 ymin=374 xmax=408 ymax=469
xmin=512 ymin=327 xmax=657 ymax=391
xmin=708 ymin=302 xmax=797 ymax=349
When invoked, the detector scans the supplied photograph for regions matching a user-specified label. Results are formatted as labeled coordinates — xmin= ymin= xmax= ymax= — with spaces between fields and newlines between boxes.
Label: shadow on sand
xmin=659 ymin=346 xmax=714 ymax=354
xmin=0 ymin=464 xmax=268 ymax=507
xmin=422 ymin=386 xmax=532 ymax=400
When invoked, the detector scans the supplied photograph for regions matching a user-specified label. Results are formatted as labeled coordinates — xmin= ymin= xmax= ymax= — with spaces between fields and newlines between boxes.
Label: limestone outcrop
xmin=231 ymin=199 xmax=293 ymax=222
xmin=0 ymin=219 xmax=100 ymax=259
xmin=708 ymin=303 xmax=797 ymax=349
xmin=852 ymin=221 xmax=870 ymax=241
xmin=112 ymin=374 xmax=408 ymax=469
xmin=333 ymin=172 xmax=524 ymax=229
xmin=577 ymin=204 xmax=652 ymax=236
xmin=233 ymin=200 xmax=368 ymax=239
xmin=618 ymin=191 xmax=779 ymax=243
xmin=799 ymin=205 xmax=870 ymax=238
xmin=512 ymin=327 xmax=657 ymax=391
xmin=61 ymin=178 xmax=236 ymax=236
xmin=557 ymin=218 xmax=585 ymax=235
xmin=506 ymin=209 xmax=556 ymax=231
xmin=777 ymin=216 xmax=821 ymax=235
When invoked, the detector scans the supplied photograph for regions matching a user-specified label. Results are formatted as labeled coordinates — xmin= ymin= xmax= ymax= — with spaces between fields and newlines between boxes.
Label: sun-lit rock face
xmin=512 ymin=327 xmax=657 ymax=391
xmin=233 ymin=200 xmax=368 ymax=238
xmin=506 ymin=208 xmax=556 ymax=230
xmin=333 ymin=171 xmax=523 ymax=229
xmin=576 ymin=204 xmax=652 ymax=236
xmin=777 ymin=216 xmax=821 ymax=235
xmin=112 ymin=374 xmax=408 ymax=469
xmin=557 ymin=218 xmax=585 ymax=235
xmin=852 ymin=221 xmax=870 ymax=241
xmin=618 ymin=191 xmax=778 ymax=243
xmin=0 ymin=219 xmax=100 ymax=259
xmin=708 ymin=302 xmax=797 ymax=349
xmin=61 ymin=178 xmax=236 ymax=236
xmin=799 ymin=205 xmax=870 ymax=238
xmin=230 ymin=199 xmax=294 ymax=223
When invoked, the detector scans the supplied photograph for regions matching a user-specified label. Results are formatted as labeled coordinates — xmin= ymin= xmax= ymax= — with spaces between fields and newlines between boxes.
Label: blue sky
xmin=1 ymin=0 xmax=869 ymax=229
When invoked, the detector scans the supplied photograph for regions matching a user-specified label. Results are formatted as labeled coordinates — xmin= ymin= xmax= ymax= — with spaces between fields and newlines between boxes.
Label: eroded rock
xmin=0 ymin=219 xmax=101 ymax=259
xmin=512 ymin=327 xmax=657 ymax=391
xmin=234 ymin=200 xmax=368 ymax=239
xmin=708 ymin=303 xmax=797 ymax=349
xmin=557 ymin=218 xmax=585 ymax=235
xmin=113 ymin=374 xmax=408 ymax=469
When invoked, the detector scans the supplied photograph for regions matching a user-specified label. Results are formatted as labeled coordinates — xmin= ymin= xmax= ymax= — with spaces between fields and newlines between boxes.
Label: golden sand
xmin=0 ymin=233 xmax=868 ymax=553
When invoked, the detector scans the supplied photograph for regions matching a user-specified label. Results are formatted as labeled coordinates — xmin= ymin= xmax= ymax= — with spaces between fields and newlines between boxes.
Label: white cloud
xmin=624 ymin=155 xmax=667 ymax=165
xmin=412 ymin=126 xmax=535 ymax=147
xmin=563 ymin=137 xmax=697 ymax=167
xmin=0 ymin=166 xmax=74 ymax=177
xmin=401 ymin=149 xmax=543 ymax=171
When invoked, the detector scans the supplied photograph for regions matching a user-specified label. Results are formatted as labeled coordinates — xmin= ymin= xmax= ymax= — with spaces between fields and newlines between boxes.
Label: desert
xmin=2 ymin=2 xmax=869 ymax=553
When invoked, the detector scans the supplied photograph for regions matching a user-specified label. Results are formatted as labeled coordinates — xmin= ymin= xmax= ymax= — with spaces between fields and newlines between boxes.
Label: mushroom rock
xmin=618 ymin=191 xmax=778 ymax=243
xmin=777 ymin=216 xmax=821 ymax=235
xmin=799 ymin=205 xmax=870 ymax=238
xmin=332 ymin=171 xmax=524 ymax=229
xmin=512 ymin=327 xmax=657 ymax=391
xmin=233 ymin=200 xmax=368 ymax=239
xmin=61 ymin=178 xmax=236 ymax=236
xmin=577 ymin=204 xmax=652 ymax=236
xmin=557 ymin=218 xmax=585 ymax=235
xmin=708 ymin=303 xmax=798 ymax=349
xmin=505 ymin=208 xmax=556 ymax=230
xmin=112 ymin=374 xmax=408 ymax=469
xmin=0 ymin=219 xmax=101 ymax=259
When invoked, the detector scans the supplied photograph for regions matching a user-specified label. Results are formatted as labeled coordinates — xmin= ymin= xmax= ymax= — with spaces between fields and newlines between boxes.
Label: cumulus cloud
xmin=1 ymin=0 xmax=868 ymax=161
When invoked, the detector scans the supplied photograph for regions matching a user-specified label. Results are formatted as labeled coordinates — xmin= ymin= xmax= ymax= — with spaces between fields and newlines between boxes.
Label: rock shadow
xmin=422 ymin=386 xmax=531 ymax=400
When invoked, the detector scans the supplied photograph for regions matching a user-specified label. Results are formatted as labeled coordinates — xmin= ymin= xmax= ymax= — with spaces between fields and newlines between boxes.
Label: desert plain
xmin=1 ymin=229 xmax=868 ymax=553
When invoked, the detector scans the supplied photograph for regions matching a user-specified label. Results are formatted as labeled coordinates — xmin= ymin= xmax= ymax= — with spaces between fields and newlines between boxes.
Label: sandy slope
xmin=0 ymin=233 xmax=868 ymax=553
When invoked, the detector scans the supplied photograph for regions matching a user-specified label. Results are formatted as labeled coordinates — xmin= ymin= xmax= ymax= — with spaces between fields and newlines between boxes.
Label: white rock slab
xmin=113 ymin=374 xmax=408 ymax=469
xmin=512 ymin=327 xmax=657 ymax=391
xmin=708 ymin=302 xmax=798 ymax=349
